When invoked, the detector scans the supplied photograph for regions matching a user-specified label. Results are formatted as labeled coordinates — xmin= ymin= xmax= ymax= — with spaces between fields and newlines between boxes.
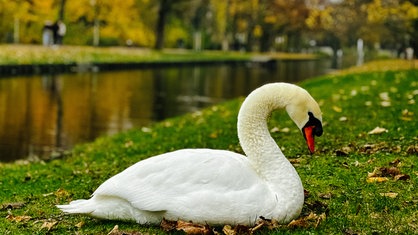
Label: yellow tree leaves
xmin=305 ymin=6 xmax=333 ymax=31
xmin=365 ymin=0 xmax=418 ymax=24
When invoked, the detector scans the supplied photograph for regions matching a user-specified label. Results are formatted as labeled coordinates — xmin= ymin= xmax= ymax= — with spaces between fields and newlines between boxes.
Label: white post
xmin=91 ymin=0 xmax=99 ymax=46
xmin=14 ymin=17 xmax=19 ymax=43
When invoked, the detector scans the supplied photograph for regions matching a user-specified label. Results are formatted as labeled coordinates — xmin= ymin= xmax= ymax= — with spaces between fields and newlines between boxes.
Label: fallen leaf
xmin=319 ymin=193 xmax=332 ymax=199
xmin=359 ymin=142 xmax=392 ymax=154
xmin=335 ymin=146 xmax=353 ymax=156
xmin=161 ymin=219 xmax=211 ymax=235
xmin=222 ymin=225 xmax=235 ymax=235
xmin=54 ymin=188 xmax=70 ymax=198
xmin=160 ymin=219 xmax=177 ymax=232
xmin=124 ymin=140 xmax=134 ymax=148
xmin=332 ymin=106 xmax=342 ymax=112
xmin=366 ymin=177 xmax=389 ymax=183
xmin=339 ymin=116 xmax=348 ymax=122
xmin=270 ymin=127 xmax=290 ymax=133
xmin=209 ymin=131 xmax=219 ymax=138
xmin=379 ymin=92 xmax=390 ymax=101
xmin=270 ymin=127 xmax=280 ymax=133
xmin=380 ymin=192 xmax=398 ymax=198
xmin=287 ymin=218 xmax=308 ymax=228
xmin=368 ymin=167 xmax=400 ymax=178
xmin=280 ymin=127 xmax=290 ymax=133
xmin=253 ymin=217 xmax=279 ymax=231
xmin=107 ymin=225 xmax=142 ymax=235
xmin=6 ymin=214 xmax=32 ymax=223
xmin=1 ymin=202 xmax=25 ymax=210
xmin=368 ymin=127 xmax=388 ymax=135
xmin=176 ymin=220 xmax=212 ymax=235
xmin=288 ymin=212 xmax=325 ymax=229
xmin=75 ymin=221 xmax=85 ymax=228
xmin=141 ymin=127 xmax=152 ymax=133
xmin=406 ymin=145 xmax=418 ymax=155
xmin=380 ymin=101 xmax=391 ymax=107
xmin=289 ymin=158 xmax=302 ymax=164
xmin=41 ymin=221 xmax=58 ymax=231
xmin=394 ymin=174 xmax=410 ymax=181
xmin=389 ymin=159 xmax=401 ymax=167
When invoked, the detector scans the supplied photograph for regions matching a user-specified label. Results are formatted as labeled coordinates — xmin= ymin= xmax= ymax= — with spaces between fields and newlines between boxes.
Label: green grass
xmin=1 ymin=60 xmax=417 ymax=234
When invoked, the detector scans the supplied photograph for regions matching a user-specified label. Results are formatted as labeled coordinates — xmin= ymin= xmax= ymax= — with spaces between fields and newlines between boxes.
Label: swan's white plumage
xmin=57 ymin=82 xmax=322 ymax=226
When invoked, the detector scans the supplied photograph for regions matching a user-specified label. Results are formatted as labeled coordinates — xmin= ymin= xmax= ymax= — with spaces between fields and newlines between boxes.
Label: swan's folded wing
xmin=92 ymin=149 xmax=268 ymax=213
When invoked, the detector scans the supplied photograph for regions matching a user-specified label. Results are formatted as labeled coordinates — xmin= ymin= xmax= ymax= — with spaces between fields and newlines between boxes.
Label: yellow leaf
xmin=366 ymin=177 xmax=389 ymax=183
xmin=332 ymin=106 xmax=342 ymax=112
xmin=75 ymin=221 xmax=84 ymax=228
xmin=380 ymin=192 xmax=398 ymax=198
xmin=6 ymin=215 xmax=32 ymax=223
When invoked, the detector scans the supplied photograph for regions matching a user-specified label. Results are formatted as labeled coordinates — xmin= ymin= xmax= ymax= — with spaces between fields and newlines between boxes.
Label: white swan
xmin=57 ymin=82 xmax=323 ymax=226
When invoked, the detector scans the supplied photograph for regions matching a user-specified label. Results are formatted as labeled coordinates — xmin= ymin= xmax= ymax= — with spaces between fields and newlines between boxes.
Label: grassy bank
xmin=1 ymin=60 xmax=417 ymax=234
xmin=0 ymin=45 xmax=317 ymax=65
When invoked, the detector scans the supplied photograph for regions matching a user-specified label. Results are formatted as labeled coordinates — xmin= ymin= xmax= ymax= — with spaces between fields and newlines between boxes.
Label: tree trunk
xmin=58 ymin=0 xmax=66 ymax=20
xmin=155 ymin=0 xmax=170 ymax=50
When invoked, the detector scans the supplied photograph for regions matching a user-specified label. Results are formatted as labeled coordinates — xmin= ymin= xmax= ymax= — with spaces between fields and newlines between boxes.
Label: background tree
xmin=0 ymin=0 xmax=416 ymax=55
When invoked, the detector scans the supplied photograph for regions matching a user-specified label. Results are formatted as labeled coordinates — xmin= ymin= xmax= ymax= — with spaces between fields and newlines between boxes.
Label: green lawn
xmin=0 ymin=59 xmax=417 ymax=234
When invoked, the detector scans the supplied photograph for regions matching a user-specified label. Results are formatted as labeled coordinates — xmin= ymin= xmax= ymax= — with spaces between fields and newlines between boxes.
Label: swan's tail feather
xmin=57 ymin=199 xmax=95 ymax=214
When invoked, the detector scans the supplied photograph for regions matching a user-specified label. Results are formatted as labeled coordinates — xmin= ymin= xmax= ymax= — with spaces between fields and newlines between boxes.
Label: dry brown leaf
xmin=54 ymin=188 xmax=70 ymax=198
xmin=1 ymin=202 xmax=25 ymax=210
xmin=380 ymin=192 xmax=398 ymax=198
xmin=369 ymin=166 xmax=402 ymax=178
xmin=288 ymin=218 xmax=308 ymax=228
xmin=176 ymin=220 xmax=212 ymax=235
xmin=406 ymin=145 xmax=418 ymax=154
xmin=289 ymin=158 xmax=302 ymax=164
xmin=335 ymin=146 xmax=353 ymax=156
xmin=107 ymin=225 xmax=119 ymax=235
xmin=107 ymin=225 xmax=142 ymax=235
xmin=394 ymin=174 xmax=410 ymax=181
xmin=287 ymin=212 xmax=325 ymax=229
xmin=6 ymin=214 xmax=32 ymax=223
xmin=254 ymin=217 xmax=280 ymax=231
xmin=319 ymin=193 xmax=332 ymax=199
xmin=360 ymin=143 xmax=388 ymax=154
xmin=222 ymin=225 xmax=235 ymax=235
xmin=41 ymin=221 xmax=58 ymax=231
xmin=389 ymin=159 xmax=401 ymax=167
xmin=368 ymin=127 xmax=388 ymax=135
xmin=160 ymin=219 xmax=177 ymax=232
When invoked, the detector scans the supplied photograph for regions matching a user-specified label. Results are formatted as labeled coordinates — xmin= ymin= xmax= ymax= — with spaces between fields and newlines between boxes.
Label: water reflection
xmin=0 ymin=60 xmax=331 ymax=162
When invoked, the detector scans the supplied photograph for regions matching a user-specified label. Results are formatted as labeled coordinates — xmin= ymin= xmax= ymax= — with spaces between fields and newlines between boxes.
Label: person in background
xmin=53 ymin=20 xmax=66 ymax=45
xmin=42 ymin=21 xmax=54 ymax=46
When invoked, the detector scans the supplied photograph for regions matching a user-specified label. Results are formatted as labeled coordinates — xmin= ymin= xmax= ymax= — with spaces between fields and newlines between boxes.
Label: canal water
xmin=0 ymin=60 xmax=333 ymax=162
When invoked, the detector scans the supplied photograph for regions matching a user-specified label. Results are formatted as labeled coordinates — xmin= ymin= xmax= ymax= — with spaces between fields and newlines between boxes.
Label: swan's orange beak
xmin=303 ymin=126 xmax=315 ymax=153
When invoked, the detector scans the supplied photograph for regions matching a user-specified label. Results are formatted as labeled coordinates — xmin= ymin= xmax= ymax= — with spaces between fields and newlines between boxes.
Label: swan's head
xmin=285 ymin=88 xmax=323 ymax=154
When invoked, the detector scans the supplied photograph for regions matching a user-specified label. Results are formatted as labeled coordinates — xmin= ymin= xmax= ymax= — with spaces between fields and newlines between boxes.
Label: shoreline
xmin=0 ymin=45 xmax=320 ymax=77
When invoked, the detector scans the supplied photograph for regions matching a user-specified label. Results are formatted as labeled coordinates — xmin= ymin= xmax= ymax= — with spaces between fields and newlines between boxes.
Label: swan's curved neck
xmin=237 ymin=83 xmax=299 ymax=179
